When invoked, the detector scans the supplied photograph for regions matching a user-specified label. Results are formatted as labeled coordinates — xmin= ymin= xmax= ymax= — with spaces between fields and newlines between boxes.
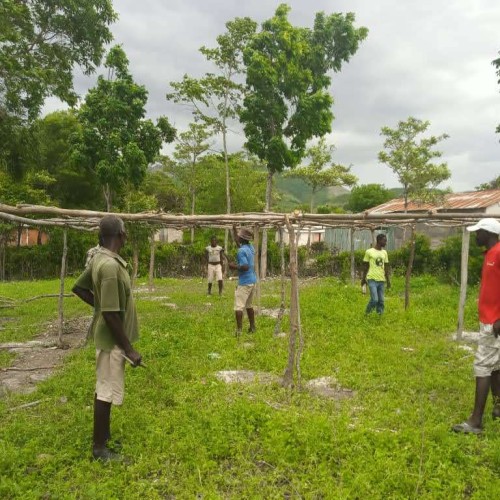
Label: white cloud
xmin=41 ymin=0 xmax=500 ymax=191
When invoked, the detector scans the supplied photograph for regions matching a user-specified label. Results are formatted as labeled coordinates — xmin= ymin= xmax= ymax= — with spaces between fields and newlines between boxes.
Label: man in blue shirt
xmin=229 ymin=227 xmax=257 ymax=337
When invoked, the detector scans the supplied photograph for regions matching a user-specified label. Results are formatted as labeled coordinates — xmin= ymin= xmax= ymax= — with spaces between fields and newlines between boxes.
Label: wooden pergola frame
xmin=0 ymin=203 xmax=482 ymax=388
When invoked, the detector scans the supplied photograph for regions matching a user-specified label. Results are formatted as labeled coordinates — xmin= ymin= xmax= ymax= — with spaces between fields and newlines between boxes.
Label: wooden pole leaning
xmin=253 ymin=224 xmax=261 ymax=315
xmin=58 ymin=229 xmax=68 ymax=345
xmin=456 ymin=226 xmax=470 ymax=340
xmin=282 ymin=216 xmax=301 ymax=389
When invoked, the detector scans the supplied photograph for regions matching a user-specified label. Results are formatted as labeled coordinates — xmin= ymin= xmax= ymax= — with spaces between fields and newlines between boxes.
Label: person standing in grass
xmin=206 ymin=236 xmax=225 ymax=296
xmin=453 ymin=218 xmax=500 ymax=434
xmin=228 ymin=227 xmax=257 ymax=336
xmin=72 ymin=215 xmax=142 ymax=461
xmin=361 ymin=233 xmax=391 ymax=315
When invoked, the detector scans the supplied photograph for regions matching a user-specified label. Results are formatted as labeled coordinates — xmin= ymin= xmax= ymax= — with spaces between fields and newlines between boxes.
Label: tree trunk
xmin=223 ymin=124 xmax=231 ymax=263
xmin=148 ymin=232 xmax=156 ymax=292
xmin=404 ymin=225 xmax=416 ymax=310
xmin=131 ymin=242 xmax=139 ymax=287
xmin=0 ymin=237 xmax=5 ymax=281
xmin=190 ymin=188 xmax=196 ymax=244
xmin=307 ymin=189 xmax=315 ymax=250
xmin=274 ymin=226 xmax=286 ymax=336
xmin=456 ymin=227 xmax=470 ymax=340
xmin=282 ymin=216 xmax=301 ymax=389
xmin=260 ymin=169 xmax=273 ymax=279
xmin=253 ymin=225 xmax=261 ymax=314
xmin=103 ymin=185 xmax=112 ymax=212
xmin=350 ymin=227 xmax=356 ymax=285
xmin=58 ymin=229 xmax=68 ymax=345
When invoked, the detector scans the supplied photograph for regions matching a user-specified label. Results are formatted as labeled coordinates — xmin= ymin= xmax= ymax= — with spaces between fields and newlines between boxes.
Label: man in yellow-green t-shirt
xmin=361 ymin=233 xmax=391 ymax=315
xmin=73 ymin=215 xmax=142 ymax=462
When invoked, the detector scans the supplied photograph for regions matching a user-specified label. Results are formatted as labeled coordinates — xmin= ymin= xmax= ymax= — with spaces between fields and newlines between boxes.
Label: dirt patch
xmin=260 ymin=308 xmax=288 ymax=319
xmin=451 ymin=331 xmax=480 ymax=343
xmin=216 ymin=370 xmax=280 ymax=385
xmin=0 ymin=316 xmax=90 ymax=397
xmin=305 ymin=376 xmax=356 ymax=400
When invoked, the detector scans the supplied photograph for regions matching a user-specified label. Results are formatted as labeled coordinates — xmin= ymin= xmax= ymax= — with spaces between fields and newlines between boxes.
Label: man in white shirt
xmin=206 ymin=236 xmax=225 ymax=296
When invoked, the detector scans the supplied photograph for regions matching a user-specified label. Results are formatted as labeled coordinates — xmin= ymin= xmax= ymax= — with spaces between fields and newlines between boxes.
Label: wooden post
xmin=404 ymin=224 xmax=416 ymax=310
xmin=148 ymin=232 xmax=156 ymax=292
xmin=456 ymin=227 xmax=470 ymax=340
xmin=350 ymin=227 xmax=356 ymax=285
xmin=58 ymin=229 xmax=68 ymax=345
xmin=370 ymin=228 xmax=376 ymax=247
xmin=274 ymin=226 xmax=286 ymax=336
xmin=253 ymin=225 xmax=261 ymax=314
xmin=283 ymin=216 xmax=300 ymax=388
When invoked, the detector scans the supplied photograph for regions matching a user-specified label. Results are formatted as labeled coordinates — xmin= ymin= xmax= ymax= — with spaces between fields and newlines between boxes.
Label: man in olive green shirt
xmin=361 ymin=233 xmax=391 ymax=315
xmin=73 ymin=215 xmax=142 ymax=462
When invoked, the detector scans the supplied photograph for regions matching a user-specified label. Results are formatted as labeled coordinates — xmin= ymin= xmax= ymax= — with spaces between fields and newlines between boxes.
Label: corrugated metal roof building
xmin=368 ymin=189 xmax=500 ymax=215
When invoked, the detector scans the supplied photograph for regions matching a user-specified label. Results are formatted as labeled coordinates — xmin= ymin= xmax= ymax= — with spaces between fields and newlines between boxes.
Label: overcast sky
xmin=44 ymin=0 xmax=500 ymax=192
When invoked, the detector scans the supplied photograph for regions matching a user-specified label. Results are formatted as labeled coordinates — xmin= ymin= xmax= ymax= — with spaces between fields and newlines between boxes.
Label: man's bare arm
xmin=72 ymin=286 xmax=95 ymax=307
xmin=102 ymin=312 xmax=142 ymax=366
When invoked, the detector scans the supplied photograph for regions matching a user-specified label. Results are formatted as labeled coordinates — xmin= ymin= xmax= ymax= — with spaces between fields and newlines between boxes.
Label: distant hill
xmin=274 ymin=174 xmax=350 ymax=212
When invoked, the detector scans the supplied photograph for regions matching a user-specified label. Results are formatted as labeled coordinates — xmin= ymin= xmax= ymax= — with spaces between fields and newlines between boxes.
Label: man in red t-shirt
xmin=453 ymin=218 xmax=500 ymax=434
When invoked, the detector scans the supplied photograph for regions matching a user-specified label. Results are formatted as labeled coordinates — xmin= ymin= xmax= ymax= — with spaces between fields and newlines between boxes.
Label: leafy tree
xmin=30 ymin=111 xmax=101 ymax=208
xmin=285 ymin=138 xmax=357 ymax=213
xmin=173 ymin=123 xmax=213 ymax=242
xmin=191 ymin=153 xmax=266 ymax=215
xmin=167 ymin=17 xmax=257 ymax=225
xmin=0 ymin=0 xmax=116 ymax=179
xmin=494 ymin=52 xmax=500 ymax=136
xmin=74 ymin=46 xmax=175 ymax=210
xmin=0 ymin=0 xmax=116 ymax=120
xmin=346 ymin=183 xmax=394 ymax=212
xmin=476 ymin=175 xmax=500 ymax=191
xmin=142 ymin=166 xmax=185 ymax=213
xmin=240 ymin=4 xmax=368 ymax=276
xmin=378 ymin=117 xmax=450 ymax=211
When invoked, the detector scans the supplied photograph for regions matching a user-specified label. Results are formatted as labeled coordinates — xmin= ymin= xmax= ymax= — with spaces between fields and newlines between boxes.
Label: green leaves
xmin=75 ymin=46 xmax=176 ymax=210
xmin=378 ymin=117 xmax=451 ymax=208
xmin=284 ymin=138 xmax=357 ymax=212
xmin=240 ymin=4 xmax=368 ymax=175
xmin=0 ymin=0 xmax=116 ymax=119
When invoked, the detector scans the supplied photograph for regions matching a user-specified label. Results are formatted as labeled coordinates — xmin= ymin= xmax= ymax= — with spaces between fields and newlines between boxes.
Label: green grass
xmin=0 ymin=276 xmax=499 ymax=498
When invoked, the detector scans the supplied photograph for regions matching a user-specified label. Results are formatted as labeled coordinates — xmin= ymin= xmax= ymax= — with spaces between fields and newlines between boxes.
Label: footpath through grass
xmin=0 ymin=276 xmax=499 ymax=498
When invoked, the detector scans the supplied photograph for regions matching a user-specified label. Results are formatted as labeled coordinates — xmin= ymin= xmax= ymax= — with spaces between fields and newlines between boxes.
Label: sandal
xmin=452 ymin=422 xmax=482 ymax=435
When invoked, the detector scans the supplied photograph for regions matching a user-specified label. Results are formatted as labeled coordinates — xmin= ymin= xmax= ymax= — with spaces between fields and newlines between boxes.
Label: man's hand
xmin=493 ymin=320 xmax=500 ymax=338
xmin=125 ymin=348 xmax=142 ymax=367
xmin=360 ymin=278 xmax=367 ymax=286
xmin=228 ymin=262 xmax=238 ymax=270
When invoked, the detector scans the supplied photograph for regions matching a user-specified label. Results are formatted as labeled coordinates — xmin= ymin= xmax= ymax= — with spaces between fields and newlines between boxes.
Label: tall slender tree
xmin=285 ymin=138 xmax=357 ymax=246
xmin=167 ymin=17 xmax=257 ymax=248
xmin=173 ymin=123 xmax=213 ymax=242
xmin=378 ymin=117 xmax=450 ymax=211
xmin=240 ymin=4 xmax=368 ymax=277
xmin=494 ymin=52 xmax=500 ymax=137
xmin=75 ymin=46 xmax=175 ymax=210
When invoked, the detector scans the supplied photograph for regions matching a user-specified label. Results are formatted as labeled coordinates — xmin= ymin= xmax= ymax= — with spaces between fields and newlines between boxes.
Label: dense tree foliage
xmin=74 ymin=46 xmax=175 ymax=210
xmin=167 ymin=18 xmax=257 ymax=219
xmin=284 ymin=138 xmax=357 ymax=213
xmin=346 ymin=184 xmax=394 ymax=213
xmin=378 ymin=117 xmax=450 ymax=210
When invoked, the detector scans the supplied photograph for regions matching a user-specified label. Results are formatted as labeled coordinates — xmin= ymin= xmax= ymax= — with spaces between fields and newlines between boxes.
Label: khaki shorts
xmin=234 ymin=284 xmax=255 ymax=311
xmin=96 ymin=345 xmax=126 ymax=405
xmin=474 ymin=323 xmax=500 ymax=377
xmin=207 ymin=263 xmax=223 ymax=283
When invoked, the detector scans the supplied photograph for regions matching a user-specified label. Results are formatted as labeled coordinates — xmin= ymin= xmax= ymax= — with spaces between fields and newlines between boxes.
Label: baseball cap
xmin=466 ymin=218 xmax=500 ymax=235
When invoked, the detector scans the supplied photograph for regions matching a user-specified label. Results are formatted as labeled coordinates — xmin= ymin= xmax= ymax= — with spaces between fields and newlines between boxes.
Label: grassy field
xmin=0 ymin=276 xmax=499 ymax=499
